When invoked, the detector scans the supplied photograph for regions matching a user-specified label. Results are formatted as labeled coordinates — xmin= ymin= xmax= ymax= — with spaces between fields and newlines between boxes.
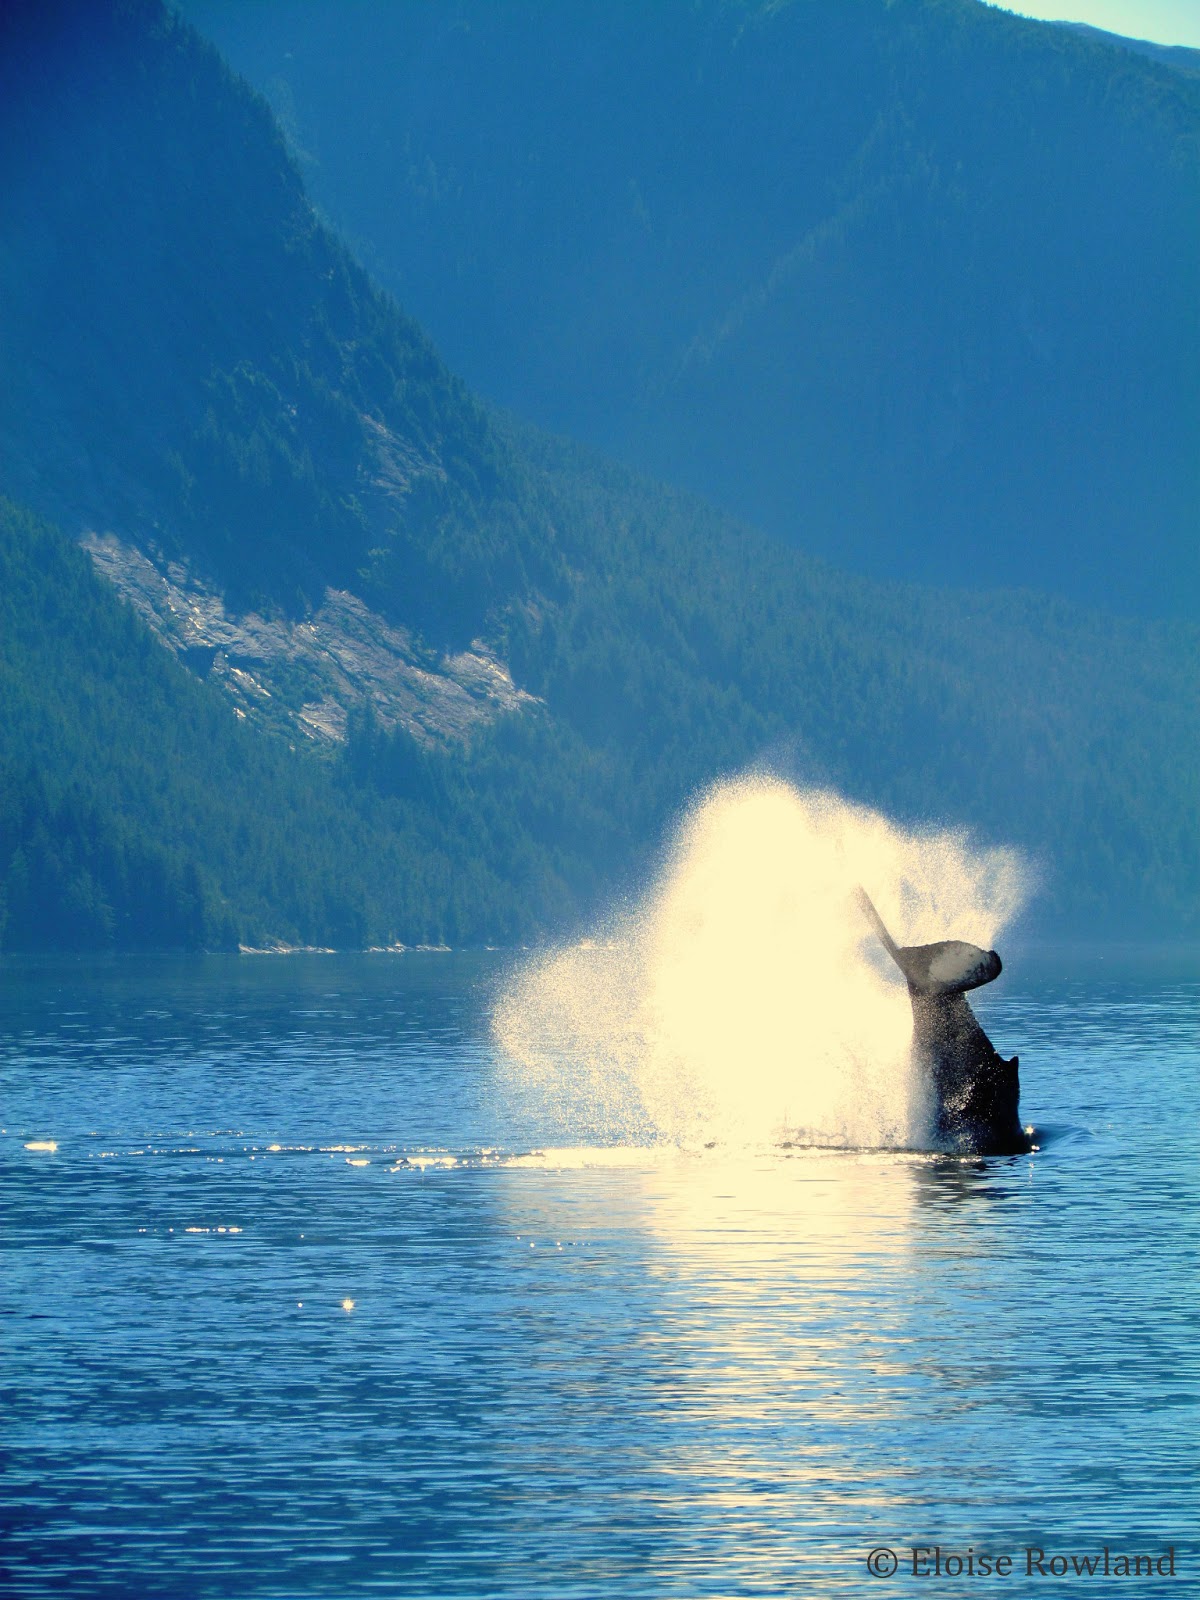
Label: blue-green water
xmin=2 ymin=951 xmax=1197 ymax=1597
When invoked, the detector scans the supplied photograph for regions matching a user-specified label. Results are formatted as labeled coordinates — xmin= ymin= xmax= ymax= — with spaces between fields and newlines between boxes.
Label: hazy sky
xmin=990 ymin=0 xmax=1200 ymax=46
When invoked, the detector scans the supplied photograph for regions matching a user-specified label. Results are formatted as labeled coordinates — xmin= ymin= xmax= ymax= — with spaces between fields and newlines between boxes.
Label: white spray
xmin=493 ymin=776 xmax=1030 ymax=1150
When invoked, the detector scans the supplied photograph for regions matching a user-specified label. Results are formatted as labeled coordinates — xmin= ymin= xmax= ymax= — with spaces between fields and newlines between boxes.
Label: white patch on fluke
xmin=493 ymin=777 xmax=1029 ymax=1150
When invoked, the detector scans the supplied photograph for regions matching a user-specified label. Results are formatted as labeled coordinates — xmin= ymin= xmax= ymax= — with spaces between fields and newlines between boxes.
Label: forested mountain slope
xmin=179 ymin=0 xmax=1200 ymax=617
xmin=1058 ymin=21 xmax=1200 ymax=75
xmin=0 ymin=495 xmax=605 ymax=950
xmin=0 ymin=0 xmax=1196 ymax=949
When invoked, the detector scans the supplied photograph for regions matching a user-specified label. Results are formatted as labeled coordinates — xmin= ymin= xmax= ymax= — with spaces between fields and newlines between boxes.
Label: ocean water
xmin=2 ymin=949 xmax=1196 ymax=1598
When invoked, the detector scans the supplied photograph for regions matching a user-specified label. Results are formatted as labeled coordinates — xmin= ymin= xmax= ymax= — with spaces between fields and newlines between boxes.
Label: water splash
xmin=493 ymin=776 xmax=1030 ymax=1149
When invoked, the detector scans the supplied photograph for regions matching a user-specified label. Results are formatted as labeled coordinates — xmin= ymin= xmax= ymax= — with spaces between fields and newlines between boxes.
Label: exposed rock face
xmin=82 ymin=530 xmax=537 ymax=747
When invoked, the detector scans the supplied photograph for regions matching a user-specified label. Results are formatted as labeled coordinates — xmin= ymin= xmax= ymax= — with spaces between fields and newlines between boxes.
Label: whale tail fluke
xmin=854 ymin=886 xmax=1002 ymax=997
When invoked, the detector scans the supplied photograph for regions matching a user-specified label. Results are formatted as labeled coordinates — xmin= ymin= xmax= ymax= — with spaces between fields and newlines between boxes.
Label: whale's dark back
xmin=854 ymin=888 xmax=1027 ymax=1153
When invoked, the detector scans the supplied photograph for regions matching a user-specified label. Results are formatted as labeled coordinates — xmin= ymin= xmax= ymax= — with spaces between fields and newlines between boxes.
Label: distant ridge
xmin=1056 ymin=20 xmax=1200 ymax=74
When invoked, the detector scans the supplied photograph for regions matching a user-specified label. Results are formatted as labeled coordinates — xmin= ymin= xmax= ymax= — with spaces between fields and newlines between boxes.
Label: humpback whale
xmin=856 ymin=889 xmax=1031 ymax=1155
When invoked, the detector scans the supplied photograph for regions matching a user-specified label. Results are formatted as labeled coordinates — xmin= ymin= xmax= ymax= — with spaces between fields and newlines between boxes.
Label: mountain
xmin=176 ymin=0 xmax=1200 ymax=618
xmin=0 ymin=0 xmax=559 ymax=648
xmin=0 ymin=0 xmax=1196 ymax=951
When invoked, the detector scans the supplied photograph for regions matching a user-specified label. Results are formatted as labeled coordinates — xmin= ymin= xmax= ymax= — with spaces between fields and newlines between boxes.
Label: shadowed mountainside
xmin=178 ymin=0 xmax=1200 ymax=617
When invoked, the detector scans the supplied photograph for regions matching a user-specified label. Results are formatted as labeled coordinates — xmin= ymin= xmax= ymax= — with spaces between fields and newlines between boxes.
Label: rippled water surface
xmin=3 ymin=950 xmax=1197 ymax=1597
